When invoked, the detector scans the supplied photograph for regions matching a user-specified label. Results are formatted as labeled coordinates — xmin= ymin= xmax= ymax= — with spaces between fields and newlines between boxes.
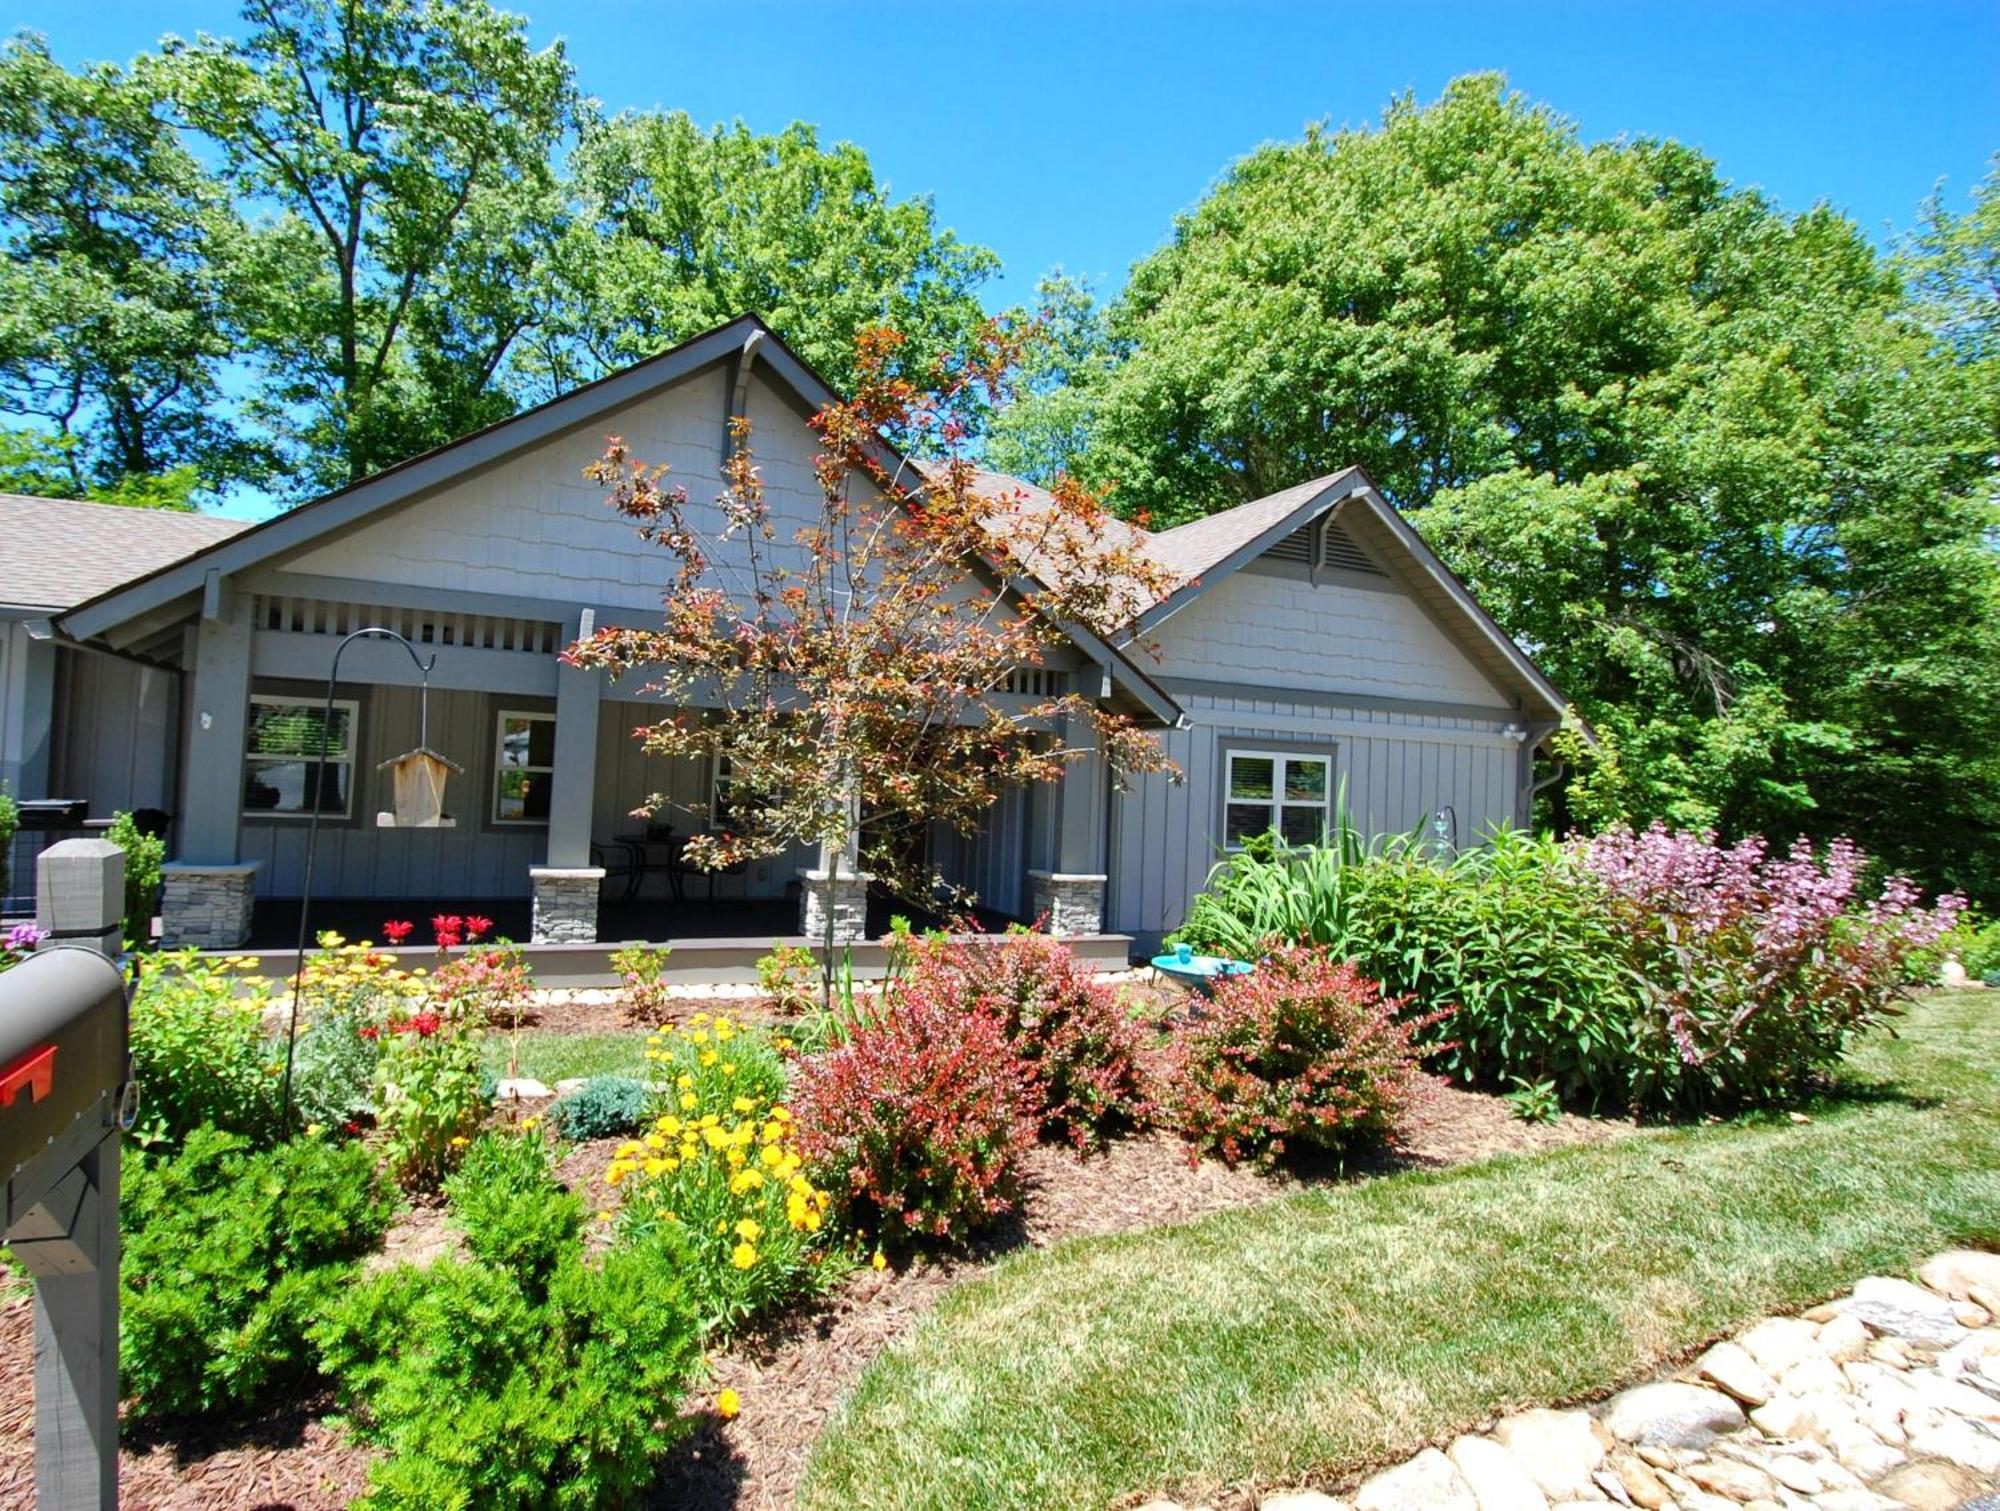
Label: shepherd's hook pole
xmin=280 ymin=628 xmax=436 ymax=1133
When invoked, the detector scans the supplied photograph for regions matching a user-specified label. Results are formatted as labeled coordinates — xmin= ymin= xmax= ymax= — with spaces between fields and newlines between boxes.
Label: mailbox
xmin=1 ymin=946 xmax=131 ymax=1511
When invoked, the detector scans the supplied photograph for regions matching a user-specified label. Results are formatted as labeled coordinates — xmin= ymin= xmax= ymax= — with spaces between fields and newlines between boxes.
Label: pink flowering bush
xmin=1579 ymin=823 xmax=1964 ymax=1108
xmin=899 ymin=930 xmax=1150 ymax=1150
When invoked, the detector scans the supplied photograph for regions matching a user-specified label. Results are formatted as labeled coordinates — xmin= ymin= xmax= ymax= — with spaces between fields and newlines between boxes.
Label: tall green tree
xmin=159 ymin=0 xmax=580 ymax=494
xmin=0 ymin=34 xmax=249 ymax=505
xmin=998 ymin=75 xmax=2000 ymax=898
xmin=521 ymin=112 xmax=997 ymax=405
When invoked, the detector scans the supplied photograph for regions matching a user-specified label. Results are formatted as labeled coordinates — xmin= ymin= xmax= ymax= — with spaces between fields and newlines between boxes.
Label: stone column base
xmin=1028 ymin=870 xmax=1107 ymax=938
xmin=530 ymin=867 xmax=604 ymax=945
xmin=161 ymin=862 xmax=260 ymax=949
xmin=799 ymin=868 xmax=873 ymax=946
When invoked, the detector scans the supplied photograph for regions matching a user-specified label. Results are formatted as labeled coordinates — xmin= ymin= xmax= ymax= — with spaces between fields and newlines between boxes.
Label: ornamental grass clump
xmin=609 ymin=1014 xmax=833 ymax=1331
xmin=1580 ymin=823 xmax=1964 ymax=1109
xmin=1160 ymin=945 xmax=1438 ymax=1169
xmin=901 ymin=930 xmax=1149 ymax=1150
xmin=793 ymin=993 xmax=1037 ymax=1247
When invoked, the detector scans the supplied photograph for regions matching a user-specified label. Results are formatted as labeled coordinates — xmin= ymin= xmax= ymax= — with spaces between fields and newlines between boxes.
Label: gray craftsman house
xmin=40 ymin=315 xmax=1570 ymax=957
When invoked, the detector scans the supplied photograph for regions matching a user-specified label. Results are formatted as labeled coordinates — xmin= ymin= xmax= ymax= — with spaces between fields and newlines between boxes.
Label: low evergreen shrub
xmin=121 ymin=1127 xmax=394 ymax=1422
xmin=314 ymin=1233 xmax=704 ymax=1511
xmin=444 ymin=1129 xmax=584 ymax=1301
xmin=546 ymin=1074 xmax=652 ymax=1140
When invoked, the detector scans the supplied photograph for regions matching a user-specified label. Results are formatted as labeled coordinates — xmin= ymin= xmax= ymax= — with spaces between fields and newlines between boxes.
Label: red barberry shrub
xmin=1161 ymin=946 xmax=1437 ymax=1169
xmin=792 ymin=993 xmax=1036 ymax=1246
xmin=904 ymin=930 xmax=1149 ymax=1150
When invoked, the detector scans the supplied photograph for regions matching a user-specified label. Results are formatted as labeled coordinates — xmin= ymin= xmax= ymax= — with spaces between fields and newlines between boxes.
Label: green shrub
xmin=374 ymin=1007 xmax=489 ymax=1190
xmin=106 ymin=810 xmax=165 ymax=949
xmin=128 ymin=950 xmax=282 ymax=1147
xmin=121 ymin=1127 xmax=394 ymax=1422
xmin=290 ymin=1004 xmax=383 ymax=1131
xmin=611 ymin=943 xmax=675 ymax=1025
xmin=313 ymin=1233 xmax=704 ymax=1511
xmin=546 ymin=1074 xmax=651 ymax=1140
xmin=444 ymin=1129 xmax=583 ymax=1300
xmin=1949 ymin=914 xmax=2000 ymax=981
xmin=1159 ymin=946 xmax=1434 ymax=1168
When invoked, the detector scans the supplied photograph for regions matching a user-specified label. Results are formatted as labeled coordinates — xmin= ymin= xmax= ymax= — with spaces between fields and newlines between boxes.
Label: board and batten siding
xmin=50 ymin=647 xmax=180 ymax=817
xmin=1107 ymin=691 xmax=1526 ymax=949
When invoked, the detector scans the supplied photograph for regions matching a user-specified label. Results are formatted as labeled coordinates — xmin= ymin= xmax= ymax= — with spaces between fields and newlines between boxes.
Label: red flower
xmin=408 ymin=1011 xmax=443 ymax=1038
xmin=382 ymin=919 xmax=414 ymax=944
xmin=359 ymin=1025 xmax=379 ymax=1041
xmin=432 ymin=914 xmax=464 ymax=949
xmin=464 ymin=914 xmax=493 ymax=941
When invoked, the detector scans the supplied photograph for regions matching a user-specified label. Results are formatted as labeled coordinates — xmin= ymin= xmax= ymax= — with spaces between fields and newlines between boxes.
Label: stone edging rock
xmin=1138 ymin=1251 xmax=2000 ymax=1511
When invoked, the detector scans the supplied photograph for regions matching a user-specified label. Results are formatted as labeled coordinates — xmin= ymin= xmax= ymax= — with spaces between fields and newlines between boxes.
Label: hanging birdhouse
xmin=376 ymin=746 xmax=463 ymax=829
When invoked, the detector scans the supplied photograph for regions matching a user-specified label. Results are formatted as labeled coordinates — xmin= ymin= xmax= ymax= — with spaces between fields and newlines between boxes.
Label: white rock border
xmin=1140 ymin=1252 xmax=2000 ymax=1511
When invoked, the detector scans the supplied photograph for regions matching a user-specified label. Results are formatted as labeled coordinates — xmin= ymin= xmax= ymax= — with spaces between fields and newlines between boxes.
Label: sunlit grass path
xmin=799 ymin=993 xmax=2000 ymax=1511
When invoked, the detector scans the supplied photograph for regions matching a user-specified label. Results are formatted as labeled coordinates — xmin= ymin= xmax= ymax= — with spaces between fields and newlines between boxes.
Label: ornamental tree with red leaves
xmin=566 ymin=323 xmax=1180 ymax=978
xmin=1160 ymin=947 xmax=1442 ymax=1170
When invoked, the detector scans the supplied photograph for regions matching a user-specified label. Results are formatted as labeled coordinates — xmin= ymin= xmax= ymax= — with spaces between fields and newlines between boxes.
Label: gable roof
xmin=0 ymin=494 xmax=248 ymax=614
xmin=52 ymin=315 xmax=1185 ymax=727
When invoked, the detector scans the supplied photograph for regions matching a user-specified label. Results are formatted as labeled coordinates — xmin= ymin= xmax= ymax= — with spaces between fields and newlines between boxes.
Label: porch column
xmin=1029 ymin=712 xmax=1109 ymax=937
xmin=799 ymin=774 xmax=870 ymax=945
xmin=163 ymin=592 xmax=259 ymax=947
xmin=529 ymin=620 xmax=603 ymax=944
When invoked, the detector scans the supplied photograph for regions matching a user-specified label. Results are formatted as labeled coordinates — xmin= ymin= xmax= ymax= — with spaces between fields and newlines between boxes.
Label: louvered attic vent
xmin=1261 ymin=519 xmax=1386 ymax=577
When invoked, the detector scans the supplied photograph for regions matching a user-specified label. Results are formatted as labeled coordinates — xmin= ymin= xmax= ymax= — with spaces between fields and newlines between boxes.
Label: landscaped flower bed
xmin=0 ymin=826 xmax=1971 ymax=1509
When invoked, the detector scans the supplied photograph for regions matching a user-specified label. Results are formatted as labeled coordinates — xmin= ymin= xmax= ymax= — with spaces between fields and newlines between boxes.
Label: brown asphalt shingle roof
xmin=0 ymin=494 xmax=250 ymax=613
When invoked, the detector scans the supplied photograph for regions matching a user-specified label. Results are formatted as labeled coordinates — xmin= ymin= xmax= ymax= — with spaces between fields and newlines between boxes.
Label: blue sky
xmin=10 ymin=0 xmax=1998 ymax=514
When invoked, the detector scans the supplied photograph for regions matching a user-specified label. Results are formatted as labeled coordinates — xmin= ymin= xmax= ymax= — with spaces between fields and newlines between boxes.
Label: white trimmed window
xmin=493 ymin=710 xmax=556 ymax=824
xmin=244 ymin=696 xmax=359 ymax=818
xmin=1223 ymin=750 xmax=1331 ymax=849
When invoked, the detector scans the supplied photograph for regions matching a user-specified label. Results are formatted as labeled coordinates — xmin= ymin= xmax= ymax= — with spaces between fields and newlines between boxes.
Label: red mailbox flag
xmin=0 ymin=1044 xmax=57 ymax=1109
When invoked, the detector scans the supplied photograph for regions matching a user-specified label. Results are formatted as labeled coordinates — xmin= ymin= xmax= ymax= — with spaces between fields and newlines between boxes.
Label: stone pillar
xmin=530 ymin=866 xmax=603 ymax=944
xmin=1027 ymin=870 xmax=1107 ymax=938
xmin=1034 ymin=711 xmax=1109 ymax=938
xmin=34 ymin=838 xmax=125 ymax=957
xmin=799 ymin=868 xmax=872 ymax=946
xmin=159 ymin=861 xmax=259 ymax=949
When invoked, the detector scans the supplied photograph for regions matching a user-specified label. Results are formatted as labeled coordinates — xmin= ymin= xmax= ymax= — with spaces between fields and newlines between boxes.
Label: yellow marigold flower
xmin=730 ymin=1168 xmax=764 ymax=1194
xmin=645 ymin=1133 xmax=667 ymax=1150
xmin=679 ymin=1093 xmax=698 ymax=1112
xmin=677 ymin=1075 xmax=694 ymax=1090
xmin=598 ymin=1209 xmax=614 ymax=1223
xmin=655 ymin=1116 xmax=681 ymax=1136
xmin=644 ymin=1157 xmax=669 ymax=1177
xmin=774 ymin=1036 xmax=795 ymax=1051
xmin=787 ymin=1195 xmax=809 ymax=1226
xmin=871 ymin=1250 xmax=887 ymax=1271
xmin=449 ymin=1135 xmax=469 ymax=1148
xmin=699 ymin=1114 xmax=720 ymax=1128
xmin=759 ymin=1143 xmax=783 ymax=1169
xmin=716 ymin=1387 xmax=740 ymax=1420
xmin=762 ymin=1121 xmax=784 ymax=1144
xmin=725 ymin=1148 xmax=747 ymax=1169
xmin=770 ymin=1106 xmax=792 ymax=1123
xmin=721 ymin=1061 xmax=738 ymax=1075
xmin=730 ymin=1242 xmax=758 ymax=1270
xmin=735 ymin=1217 xmax=763 ymax=1241
xmin=679 ymin=1142 xmax=700 ymax=1162
xmin=703 ymin=1126 xmax=729 ymax=1149
xmin=615 ymin=1141 xmax=643 ymax=1158
xmin=690 ymin=1012 xmax=710 ymax=1026
xmin=731 ymin=1095 xmax=756 ymax=1114
xmin=699 ymin=1049 xmax=719 ymax=1067
xmin=607 ymin=1164 xmax=629 ymax=1186
xmin=688 ymin=1028 xmax=709 ymax=1045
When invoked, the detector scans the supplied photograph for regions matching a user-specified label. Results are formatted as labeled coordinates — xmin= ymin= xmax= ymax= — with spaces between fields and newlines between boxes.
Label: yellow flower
xmin=730 ymin=1242 xmax=758 ymax=1270
xmin=703 ymin=1125 xmax=729 ymax=1150
xmin=721 ymin=1062 xmax=738 ymax=1075
xmin=680 ymin=1142 xmax=700 ymax=1162
xmin=679 ymin=1093 xmax=699 ymax=1112
xmin=615 ymin=1141 xmax=643 ymax=1158
xmin=699 ymin=1049 xmax=718 ymax=1067
xmin=688 ymin=1028 xmax=709 ymax=1045
xmin=731 ymin=1095 xmax=757 ymax=1114
xmin=677 ymin=1075 xmax=694 ymax=1091
xmin=522 ymin=1116 xmax=540 ymax=1131
xmin=716 ymin=1388 xmax=741 ymax=1420
xmin=449 ymin=1135 xmax=469 ymax=1148
xmin=655 ymin=1115 xmax=681 ymax=1136
xmin=304 ymin=1122 xmax=324 ymax=1138
xmin=598 ymin=1209 xmax=614 ymax=1223
xmin=759 ymin=1143 xmax=784 ymax=1169
xmin=644 ymin=1157 xmax=669 ymax=1176
xmin=645 ymin=1133 xmax=667 ymax=1150
xmin=735 ymin=1217 xmax=763 ymax=1241
xmin=606 ymin=1164 xmax=629 ymax=1186
xmin=871 ymin=1250 xmax=887 ymax=1271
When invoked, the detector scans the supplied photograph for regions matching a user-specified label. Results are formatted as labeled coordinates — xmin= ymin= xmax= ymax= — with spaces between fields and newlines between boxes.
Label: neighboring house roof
xmin=0 ymin=494 xmax=248 ymax=614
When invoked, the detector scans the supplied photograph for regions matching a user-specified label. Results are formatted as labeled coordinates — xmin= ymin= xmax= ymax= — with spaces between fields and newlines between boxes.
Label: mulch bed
xmin=0 ymin=978 xmax=1636 ymax=1511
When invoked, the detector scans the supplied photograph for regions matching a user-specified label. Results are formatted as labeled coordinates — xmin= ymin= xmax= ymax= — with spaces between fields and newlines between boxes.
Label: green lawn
xmin=799 ymin=992 xmax=2000 ymax=1511
xmin=481 ymin=1029 xmax=651 ymax=1085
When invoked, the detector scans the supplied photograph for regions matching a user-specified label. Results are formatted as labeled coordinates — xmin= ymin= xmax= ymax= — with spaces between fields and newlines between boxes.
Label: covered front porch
xmin=157 ymin=583 xmax=1122 ymax=956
